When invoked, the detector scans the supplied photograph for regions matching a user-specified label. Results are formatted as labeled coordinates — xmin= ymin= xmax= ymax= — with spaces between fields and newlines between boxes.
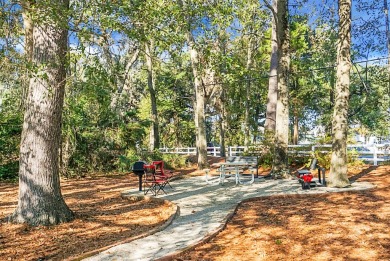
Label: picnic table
xmin=205 ymin=161 xmax=254 ymax=185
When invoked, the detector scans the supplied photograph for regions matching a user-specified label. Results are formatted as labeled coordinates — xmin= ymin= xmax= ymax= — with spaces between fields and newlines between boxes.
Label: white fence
xmin=159 ymin=144 xmax=390 ymax=166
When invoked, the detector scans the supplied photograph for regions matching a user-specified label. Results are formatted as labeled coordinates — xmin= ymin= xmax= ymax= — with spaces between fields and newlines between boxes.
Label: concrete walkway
xmin=84 ymin=175 xmax=375 ymax=261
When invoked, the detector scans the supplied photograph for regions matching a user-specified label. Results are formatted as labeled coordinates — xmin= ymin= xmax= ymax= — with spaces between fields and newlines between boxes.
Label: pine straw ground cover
xmin=0 ymin=164 xmax=389 ymax=261
xmin=174 ymin=165 xmax=390 ymax=261
xmin=0 ymin=174 xmax=178 ymax=261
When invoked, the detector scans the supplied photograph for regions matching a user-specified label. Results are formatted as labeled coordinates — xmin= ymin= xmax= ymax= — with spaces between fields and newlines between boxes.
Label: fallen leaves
xmin=175 ymin=165 xmax=390 ymax=261
xmin=0 ymin=174 xmax=175 ymax=261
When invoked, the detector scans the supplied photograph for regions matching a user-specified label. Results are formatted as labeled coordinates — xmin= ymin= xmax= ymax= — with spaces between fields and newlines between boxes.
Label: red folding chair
xmin=151 ymin=161 xmax=173 ymax=189
xmin=143 ymin=163 xmax=168 ymax=196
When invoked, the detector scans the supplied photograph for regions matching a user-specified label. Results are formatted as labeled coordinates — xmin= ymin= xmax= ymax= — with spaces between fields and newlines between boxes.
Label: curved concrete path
xmin=84 ymin=175 xmax=374 ymax=261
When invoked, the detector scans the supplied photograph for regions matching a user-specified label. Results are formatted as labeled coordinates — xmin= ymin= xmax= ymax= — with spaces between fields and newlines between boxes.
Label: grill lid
xmin=132 ymin=161 xmax=146 ymax=175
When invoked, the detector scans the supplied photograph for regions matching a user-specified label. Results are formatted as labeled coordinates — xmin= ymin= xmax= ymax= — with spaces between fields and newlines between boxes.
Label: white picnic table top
xmin=208 ymin=162 xmax=253 ymax=185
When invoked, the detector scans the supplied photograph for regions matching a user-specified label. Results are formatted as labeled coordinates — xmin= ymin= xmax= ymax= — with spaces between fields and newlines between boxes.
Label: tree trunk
xmin=264 ymin=0 xmax=278 ymax=133
xmin=328 ymin=0 xmax=351 ymax=188
xmin=325 ymin=71 xmax=336 ymax=135
xmin=145 ymin=41 xmax=160 ymax=151
xmin=219 ymin=118 xmax=226 ymax=157
xmin=10 ymin=0 xmax=74 ymax=226
xmin=179 ymin=0 xmax=208 ymax=169
xmin=218 ymin=32 xmax=227 ymax=158
xmin=292 ymin=79 xmax=299 ymax=145
xmin=110 ymin=48 xmax=139 ymax=109
xmin=189 ymin=41 xmax=208 ymax=169
xmin=21 ymin=1 xmax=34 ymax=110
xmin=385 ymin=0 xmax=390 ymax=97
xmin=273 ymin=0 xmax=290 ymax=178
xmin=293 ymin=111 xmax=298 ymax=145
xmin=244 ymin=36 xmax=254 ymax=148
xmin=219 ymin=90 xmax=227 ymax=157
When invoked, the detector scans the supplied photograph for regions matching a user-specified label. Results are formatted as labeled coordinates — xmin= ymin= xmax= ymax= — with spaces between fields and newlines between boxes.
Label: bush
xmin=161 ymin=153 xmax=187 ymax=169
xmin=119 ymin=150 xmax=187 ymax=172
xmin=0 ymin=114 xmax=22 ymax=180
xmin=313 ymin=151 xmax=331 ymax=169
xmin=116 ymin=155 xmax=133 ymax=172
xmin=0 ymin=161 xmax=19 ymax=180
xmin=313 ymin=149 xmax=365 ymax=169
xmin=252 ymin=134 xmax=276 ymax=169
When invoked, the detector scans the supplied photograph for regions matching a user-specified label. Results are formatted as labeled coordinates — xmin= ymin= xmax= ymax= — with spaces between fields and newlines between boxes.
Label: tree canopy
xmin=0 ymin=0 xmax=389 ymax=182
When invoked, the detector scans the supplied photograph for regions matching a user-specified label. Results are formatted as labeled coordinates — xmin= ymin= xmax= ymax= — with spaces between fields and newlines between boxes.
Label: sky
xmin=290 ymin=0 xmax=389 ymax=63
xmin=2 ymin=0 xmax=389 ymax=66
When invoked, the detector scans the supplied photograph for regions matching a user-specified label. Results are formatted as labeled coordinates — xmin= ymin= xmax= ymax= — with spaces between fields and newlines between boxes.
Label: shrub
xmin=313 ymin=149 xmax=365 ymax=169
xmin=120 ymin=150 xmax=187 ymax=172
xmin=0 ymin=161 xmax=19 ymax=180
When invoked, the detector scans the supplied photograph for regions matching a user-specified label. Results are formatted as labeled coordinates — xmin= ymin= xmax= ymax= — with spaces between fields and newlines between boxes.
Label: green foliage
xmin=315 ymin=135 xmax=333 ymax=145
xmin=258 ymin=152 xmax=273 ymax=169
xmin=160 ymin=153 xmax=188 ymax=169
xmin=120 ymin=149 xmax=187 ymax=171
xmin=0 ymin=161 xmax=19 ymax=180
xmin=313 ymin=151 xmax=331 ymax=169
xmin=115 ymin=152 xmax=137 ymax=173
xmin=61 ymin=57 xmax=150 ymax=176
xmin=312 ymin=149 xmax=365 ymax=170
xmin=248 ymin=134 xmax=275 ymax=169
xmin=1 ymin=0 xmax=388 ymax=180
xmin=347 ymin=149 xmax=366 ymax=167
xmin=0 ymin=103 xmax=22 ymax=180
xmin=141 ymin=151 xmax=186 ymax=169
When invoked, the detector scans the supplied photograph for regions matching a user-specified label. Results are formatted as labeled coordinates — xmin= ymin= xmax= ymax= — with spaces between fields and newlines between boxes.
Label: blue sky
xmin=290 ymin=0 xmax=388 ymax=62
xmin=2 ymin=0 xmax=388 ymax=65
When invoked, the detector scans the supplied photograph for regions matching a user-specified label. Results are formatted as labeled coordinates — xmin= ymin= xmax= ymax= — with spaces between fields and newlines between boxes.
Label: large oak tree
xmin=10 ymin=0 xmax=74 ymax=225
xmin=272 ymin=0 xmax=290 ymax=177
xmin=264 ymin=0 xmax=278 ymax=132
xmin=328 ymin=0 xmax=352 ymax=188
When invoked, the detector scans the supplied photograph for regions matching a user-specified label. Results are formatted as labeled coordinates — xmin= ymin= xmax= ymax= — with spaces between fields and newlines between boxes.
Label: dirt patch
xmin=174 ymin=165 xmax=390 ymax=261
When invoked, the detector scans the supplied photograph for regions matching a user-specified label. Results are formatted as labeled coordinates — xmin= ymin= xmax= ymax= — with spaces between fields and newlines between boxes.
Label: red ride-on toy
xmin=301 ymin=174 xmax=314 ymax=189
xmin=297 ymin=159 xmax=321 ymax=189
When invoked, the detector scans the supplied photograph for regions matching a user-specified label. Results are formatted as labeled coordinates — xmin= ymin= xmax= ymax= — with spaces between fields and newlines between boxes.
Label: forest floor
xmin=174 ymin=164 xmax=390 ymax=261
xmin=0 ymin=160 xmax=389 ymax=261
xmin=0 ymin=173 xmax=178 ymax=261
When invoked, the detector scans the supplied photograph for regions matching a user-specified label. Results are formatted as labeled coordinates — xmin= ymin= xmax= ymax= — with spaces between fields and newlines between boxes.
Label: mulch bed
xmin=1 ymin=163 xmax=389 ymax=261
xmin=174 ymin=165 xmax=390 ymax=261
xmin=0 ymin=174 xmax=176 ymax=261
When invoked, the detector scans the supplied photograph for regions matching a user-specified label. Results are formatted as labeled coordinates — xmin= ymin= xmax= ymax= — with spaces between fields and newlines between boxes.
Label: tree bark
xmin=219 ymin=89 xmax=227 ymax=157
xmin=20 ymin=1 xmax=34 ymax=110
xmin=328 ymin=0 xmax=351 ymax=188
xmin=293 ymin=110 xmax=298 ymax=145
xmin=10 ymin=0 xmax=74 ymax=226
xmin=244 ymin=36 xmax=254 ymax=148
xmin=273 ymin=0 xmax=290 ymax=177
xmin=264 ymin=0 xmax=278 ymax=133
xmin=179 ymin=0 xmax=208 ymax=169
xmin=217 ymin=32 xmax=227 ymax=158
xmin=145 ymin=41 xmax=160 ymax=151
xmin=110 ymin=48 xmax=139 ymax=109
xmin=188 ymin=37 xmax=208 ymax=169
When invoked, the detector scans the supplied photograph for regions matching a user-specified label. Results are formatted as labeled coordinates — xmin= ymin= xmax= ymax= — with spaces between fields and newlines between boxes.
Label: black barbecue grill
xmin=132 ymin=161 xmax=146 ymax=191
